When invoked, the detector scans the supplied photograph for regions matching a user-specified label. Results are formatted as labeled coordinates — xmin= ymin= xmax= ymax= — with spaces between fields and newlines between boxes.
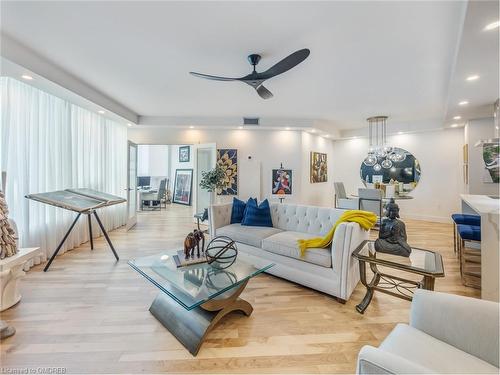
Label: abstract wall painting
xmin=179 ymin=146 xmax=190 ymax=162
xmin=272 ymin=168 xmax=292 ymax=195
xmin=482 ymin=143 xmax=499 ymax=183
xmin=173 ymin=169 xmax=193 ymax=205
xmin=310 ymin=152 xmax=328 ymax=183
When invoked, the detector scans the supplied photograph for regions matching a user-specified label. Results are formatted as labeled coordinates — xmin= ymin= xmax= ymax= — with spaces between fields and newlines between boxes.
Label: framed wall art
xmin=217 ymin=149 xmax=238 ymax=195
xmin=173 ymin=169 xmax=193 ymax=205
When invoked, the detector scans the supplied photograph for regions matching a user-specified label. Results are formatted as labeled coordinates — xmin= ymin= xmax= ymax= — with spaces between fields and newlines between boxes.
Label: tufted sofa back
xmin=270 ymin=203 xmax=346 ymax=236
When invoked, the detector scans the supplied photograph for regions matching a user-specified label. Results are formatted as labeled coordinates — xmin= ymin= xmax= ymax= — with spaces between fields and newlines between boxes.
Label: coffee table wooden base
xmin=149 ymin=280 xmax=252 ymax=356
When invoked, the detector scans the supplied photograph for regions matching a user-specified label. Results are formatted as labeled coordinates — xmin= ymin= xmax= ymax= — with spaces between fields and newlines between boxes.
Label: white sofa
xmin=209 ymin=202 xmax=369 ymax=302
xmin=357 ymin=290 xmax=500 ymax=374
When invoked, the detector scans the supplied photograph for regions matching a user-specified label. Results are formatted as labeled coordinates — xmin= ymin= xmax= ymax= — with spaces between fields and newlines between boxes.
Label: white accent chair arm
xmin=209 ymin=203 xmax=232 ymax=235
xmin=410 ymin=289 xmax=499 ymax=367
xmin=357 ymin=345 xmax=432 ymax=374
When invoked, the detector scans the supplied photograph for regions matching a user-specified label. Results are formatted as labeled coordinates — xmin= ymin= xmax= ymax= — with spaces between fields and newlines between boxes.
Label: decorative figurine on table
xmin=374 ymin=198 xmax=412 ymax=257
xmin=183 ymin=229 xmax=205 ymax=259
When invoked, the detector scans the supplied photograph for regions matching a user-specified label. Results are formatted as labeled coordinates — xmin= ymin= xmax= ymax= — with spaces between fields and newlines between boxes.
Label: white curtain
xmin=0 ymin=77 xmax=127 ymax=269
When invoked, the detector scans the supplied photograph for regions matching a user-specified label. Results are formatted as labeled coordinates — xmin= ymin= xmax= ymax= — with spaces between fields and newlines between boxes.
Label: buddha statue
xmin=374 ymin=198 xmax=412 ymax=257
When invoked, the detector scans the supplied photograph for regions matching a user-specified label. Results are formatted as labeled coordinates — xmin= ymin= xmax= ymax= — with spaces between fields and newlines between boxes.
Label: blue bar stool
xmin=451 ymin=214 xmax=481 ymax=255
xmin=456 ymin=224 xmax=481 ymax=289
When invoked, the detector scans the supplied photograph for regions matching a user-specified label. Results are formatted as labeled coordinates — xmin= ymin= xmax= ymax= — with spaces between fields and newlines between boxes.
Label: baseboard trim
xmin=400 ymin=213 xmax=452 ymax=223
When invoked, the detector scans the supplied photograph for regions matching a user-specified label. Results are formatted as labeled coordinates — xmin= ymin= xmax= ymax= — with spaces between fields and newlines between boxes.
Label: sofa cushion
xmin=216 ymin=224 xmax=282 ymax=248
xmin=380 ymin=324 xmax=499 ymax=374
xmin=262 ymin=231 xmax=332 ymax=268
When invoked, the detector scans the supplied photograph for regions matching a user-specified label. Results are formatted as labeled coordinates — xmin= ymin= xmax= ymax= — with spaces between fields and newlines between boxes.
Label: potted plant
xmin=199 ymin=165 xmax=226 ymax=206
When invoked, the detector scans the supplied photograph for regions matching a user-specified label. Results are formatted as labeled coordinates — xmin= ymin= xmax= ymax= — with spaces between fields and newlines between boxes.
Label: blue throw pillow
xmin=230 ymin=197 xmax=258 ymax=224
xmin=230 ymin=198 xmax=247 ymax=224
xmin=241 ymin=199 xmax=273 ymax=227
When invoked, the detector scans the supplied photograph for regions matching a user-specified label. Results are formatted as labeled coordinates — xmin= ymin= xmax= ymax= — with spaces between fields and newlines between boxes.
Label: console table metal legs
xmin=44 ymin=211 xmax=119 ymax=272
xmin=356 ymin=260 xmax=436 ymax=314
xmin=149 ymin=280 xmax=253 ymax=356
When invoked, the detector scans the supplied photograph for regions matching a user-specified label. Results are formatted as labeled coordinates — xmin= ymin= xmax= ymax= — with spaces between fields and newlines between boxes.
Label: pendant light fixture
xmin=363 ymin=116 xmax=403 ymax=169
xmin=364 ymin=116 xmax=390 ymax=168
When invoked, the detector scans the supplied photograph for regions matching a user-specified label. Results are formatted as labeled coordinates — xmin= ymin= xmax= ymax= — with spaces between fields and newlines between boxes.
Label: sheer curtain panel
xmin=0 ymin=77 xmax=127 ymax=269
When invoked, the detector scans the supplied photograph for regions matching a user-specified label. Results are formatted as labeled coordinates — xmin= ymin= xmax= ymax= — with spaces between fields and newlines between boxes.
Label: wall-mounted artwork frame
xmin=217 ymin=149 xmax=238 ymax=195
xmin=179 ymin=146 xmax=190 ymax=162
xmin=173 ymin=169 xmax=193 ymax=205
xmin=310 ymin=152 xmax=328 ymax=183
xmin=272 ymin=169 xmax=292 ymax=195
xmin=482 ymin=142 xmax=499 ymax=183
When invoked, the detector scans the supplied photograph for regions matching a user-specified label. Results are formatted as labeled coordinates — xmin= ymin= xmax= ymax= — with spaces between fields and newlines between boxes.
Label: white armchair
xmin=357 ymin=290 xmax=499 ymax=374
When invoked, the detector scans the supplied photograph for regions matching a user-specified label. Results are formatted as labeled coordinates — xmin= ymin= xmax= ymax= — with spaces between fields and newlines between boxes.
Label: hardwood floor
xmin=1 ymin=205 xmax=479 ymax=374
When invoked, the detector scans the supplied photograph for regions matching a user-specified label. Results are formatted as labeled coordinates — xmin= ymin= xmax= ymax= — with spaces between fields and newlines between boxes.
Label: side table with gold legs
xmin=353 ymin=240 xmax=444 ymax=314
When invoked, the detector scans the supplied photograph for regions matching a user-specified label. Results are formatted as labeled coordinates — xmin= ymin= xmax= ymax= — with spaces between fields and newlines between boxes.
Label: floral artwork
xmin=217 ymin=149 xmax=238 ymax=195
xmin=272 ymin=169 xmax=292 ymax=195
xmin=310 ymin=152 xmax=328 ymax=183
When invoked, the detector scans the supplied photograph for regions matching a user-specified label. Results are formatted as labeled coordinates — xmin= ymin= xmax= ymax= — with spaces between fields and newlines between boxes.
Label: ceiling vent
xmin=243 ymin=117 xmax=259 ymax=126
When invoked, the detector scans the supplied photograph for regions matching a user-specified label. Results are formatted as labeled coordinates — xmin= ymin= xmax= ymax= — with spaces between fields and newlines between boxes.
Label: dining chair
xmin=334 ymin=182 xmax=358 ymax=209
xmin=358 ymin=188 xmax=383 ymax=225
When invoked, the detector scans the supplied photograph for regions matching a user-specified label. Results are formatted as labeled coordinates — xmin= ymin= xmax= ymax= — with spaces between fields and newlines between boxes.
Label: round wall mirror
xmin=360 ymin=147 xmax=421 ymax=194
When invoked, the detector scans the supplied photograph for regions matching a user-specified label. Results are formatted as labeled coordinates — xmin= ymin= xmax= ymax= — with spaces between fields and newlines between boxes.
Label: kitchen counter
xmin=461 ymin=194 xmax=500 ymax=302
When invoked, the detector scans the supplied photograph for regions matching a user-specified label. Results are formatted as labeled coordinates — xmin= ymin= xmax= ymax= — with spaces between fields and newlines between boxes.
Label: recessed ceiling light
xmin=466 ymin=75 xmax=480 ymax=81
xmin=325 ymin=134 xmax=330 ymax=137
xmin=459 ymin=101 xmax=469 ymax=106
xmin=238 ymin=126 xmax=243 ymax=129
xmin=98 ymin=110 xmax=105 ymax=114
xmin=453 ymin=116 xmax=461 ymax=120
xmin=127 ymin=123 xmax=132 ymax=127
xmin=484 ymin=21 xmax=500 ymax=31
xmin=398 ymin=131 xmax=404 ymax=135
xmin=285 ymin=127 xmax=290 ymax=130
xmin=450 ymin=123 xmax=459 ymax=128
xmin=21 ymin=74 xmax=33 ymax=80
xmin=189 ymin=126 xmax=194 ymax=129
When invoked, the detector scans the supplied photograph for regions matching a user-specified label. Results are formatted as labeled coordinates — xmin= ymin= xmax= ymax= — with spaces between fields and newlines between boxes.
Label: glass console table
xmin=352 ymin=240 xmax=444 ymax=314
xmin=129 ymin=250 xmax=274 ymax=355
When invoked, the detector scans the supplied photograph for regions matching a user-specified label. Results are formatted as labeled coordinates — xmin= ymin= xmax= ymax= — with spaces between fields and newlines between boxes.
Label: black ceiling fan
xmin=189 ymin=48 xmax=310 ymax=99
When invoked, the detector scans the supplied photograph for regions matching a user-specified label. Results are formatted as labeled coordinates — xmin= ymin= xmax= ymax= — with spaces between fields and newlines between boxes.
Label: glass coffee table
xmin=129 ymin=250 xmax=274 ymax=355
xmin=352 ymin=240 xmax=444 ymax=314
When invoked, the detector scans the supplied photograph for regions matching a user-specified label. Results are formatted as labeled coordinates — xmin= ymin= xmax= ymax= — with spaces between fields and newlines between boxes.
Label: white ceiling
xmin=0 ymin=1 xmax=498 ymax=132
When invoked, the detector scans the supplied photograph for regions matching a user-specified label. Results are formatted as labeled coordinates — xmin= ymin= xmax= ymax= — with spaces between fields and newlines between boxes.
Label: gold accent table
xmin=352 ymin=240 xmax=444 ymax=314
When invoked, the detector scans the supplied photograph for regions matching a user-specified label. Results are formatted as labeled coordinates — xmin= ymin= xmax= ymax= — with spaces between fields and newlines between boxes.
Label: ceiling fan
xmin=189 ymin=48 xmax=310 ymax=99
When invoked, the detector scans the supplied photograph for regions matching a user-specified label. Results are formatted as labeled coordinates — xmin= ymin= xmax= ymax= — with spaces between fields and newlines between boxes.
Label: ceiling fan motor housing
xmin=247 ymin=54 xmax=262 ymax=67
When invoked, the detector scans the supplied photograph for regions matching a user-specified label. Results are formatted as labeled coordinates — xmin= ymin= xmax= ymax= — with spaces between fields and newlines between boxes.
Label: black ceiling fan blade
xmin=189 ymin=72 xmax=239 ymax=81
xmin=256 ymin=85 xmax=273 ymax=99
xmin=257 ymin=48 xmax=310 ymax=80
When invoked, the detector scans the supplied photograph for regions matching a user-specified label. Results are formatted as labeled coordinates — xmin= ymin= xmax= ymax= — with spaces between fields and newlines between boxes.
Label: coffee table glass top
xmin=352 ymin=240 xmax=444 ymax=276
xmin=129 ymin=250 xmax=274 ymax=310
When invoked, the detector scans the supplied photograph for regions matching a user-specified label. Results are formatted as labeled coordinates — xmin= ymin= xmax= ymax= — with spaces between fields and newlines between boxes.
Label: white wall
xmin=128 ymin=128 xmax=334 ymax=207
xmin=465 ymin=117 xmax=498 ymax=195
xmin=137 ymin=144 xmax=169 ymax=178
xmin=332 ymin=128 xmax=464 ymax=222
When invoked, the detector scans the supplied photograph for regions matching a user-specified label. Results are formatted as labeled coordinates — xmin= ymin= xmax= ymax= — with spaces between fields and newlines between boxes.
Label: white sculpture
xmin=0 ymin=191 xmax=18 ymax=259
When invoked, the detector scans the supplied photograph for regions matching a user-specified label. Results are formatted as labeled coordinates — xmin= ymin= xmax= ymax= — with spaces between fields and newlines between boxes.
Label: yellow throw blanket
xmin=297 ymin=210 xmax=377 ymax=257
